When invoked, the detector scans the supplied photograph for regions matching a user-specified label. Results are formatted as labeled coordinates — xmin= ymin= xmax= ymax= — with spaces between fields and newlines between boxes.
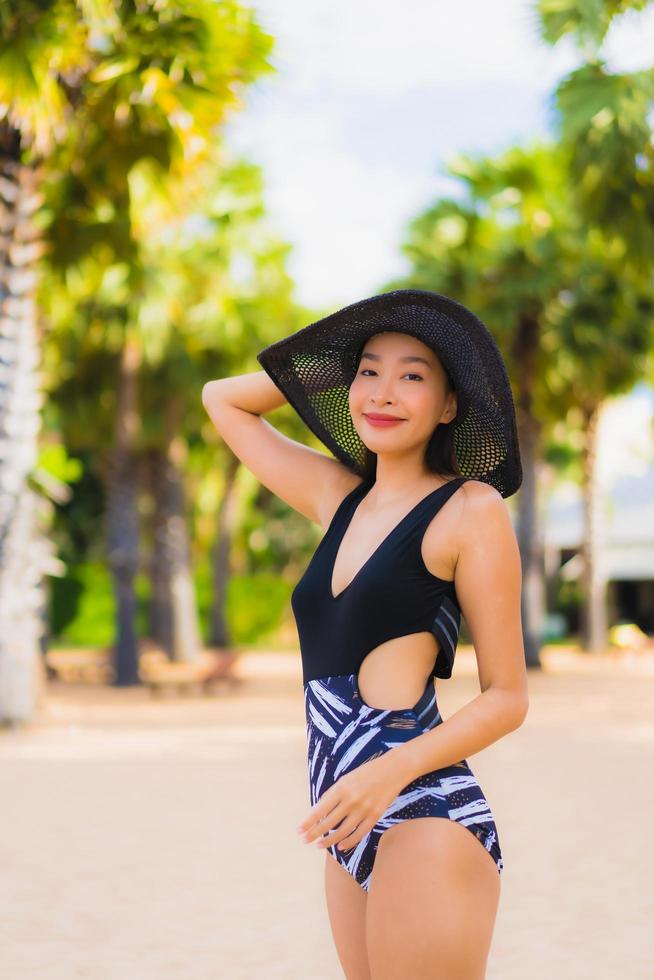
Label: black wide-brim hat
xmin=256 ymin=288 xmax=522 ymax=498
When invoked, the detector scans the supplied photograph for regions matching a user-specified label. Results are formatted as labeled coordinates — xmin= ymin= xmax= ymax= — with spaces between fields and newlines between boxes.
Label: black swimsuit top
xmin=291 ymin=476 xmax=470 ymax=685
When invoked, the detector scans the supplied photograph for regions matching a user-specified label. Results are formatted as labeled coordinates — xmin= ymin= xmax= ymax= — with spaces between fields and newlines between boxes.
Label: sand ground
xmin=1 ymin=645 xmax=653 ymax=980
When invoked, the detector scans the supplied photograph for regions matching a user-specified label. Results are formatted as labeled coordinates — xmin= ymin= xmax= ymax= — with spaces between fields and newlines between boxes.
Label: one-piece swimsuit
xmin=291 ymin=476 xmax=503 ymax=891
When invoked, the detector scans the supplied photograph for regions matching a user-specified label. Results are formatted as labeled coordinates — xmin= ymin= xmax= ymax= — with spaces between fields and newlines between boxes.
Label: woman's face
xmin=348 ymin=331 xmax=457 ymax=455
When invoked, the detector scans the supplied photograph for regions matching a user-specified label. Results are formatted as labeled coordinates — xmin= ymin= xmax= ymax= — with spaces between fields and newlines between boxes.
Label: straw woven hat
xmin=257 ymin=288 xmax=522 ymax=498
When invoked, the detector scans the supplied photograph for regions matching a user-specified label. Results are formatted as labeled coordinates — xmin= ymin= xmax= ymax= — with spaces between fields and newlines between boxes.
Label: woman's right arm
xmin=202 ymin=372 xmax=361 ymax=528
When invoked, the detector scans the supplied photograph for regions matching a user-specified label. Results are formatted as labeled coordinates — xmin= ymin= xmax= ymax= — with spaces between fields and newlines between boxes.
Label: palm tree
xmin=0 ymin=0 xmax=275 ymax=720
xmin=386 ymin=137 xmax=653 ymax=665
xmin=535 ymin=0 xmax=654 ymax=650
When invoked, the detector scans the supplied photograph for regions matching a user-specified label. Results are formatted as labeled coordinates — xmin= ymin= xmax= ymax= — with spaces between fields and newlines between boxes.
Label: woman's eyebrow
xmin=360 ymin=352 xmax=432 ymax=367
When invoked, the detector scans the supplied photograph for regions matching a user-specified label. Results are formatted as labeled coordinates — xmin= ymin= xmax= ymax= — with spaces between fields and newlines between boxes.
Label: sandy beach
xmin=1 ymin=645 xmax=652 ymax=979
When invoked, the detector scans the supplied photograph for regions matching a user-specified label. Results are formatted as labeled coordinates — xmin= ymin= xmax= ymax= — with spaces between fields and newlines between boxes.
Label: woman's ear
xmin=443 ymin=396 xmax=457 ymax=421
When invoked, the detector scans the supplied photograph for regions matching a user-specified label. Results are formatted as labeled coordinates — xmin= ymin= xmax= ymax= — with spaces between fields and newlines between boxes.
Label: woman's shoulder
xmin=459 ymin=477 xmax=503 ymax=501
xmin=420 ymin=478 xmax=506 ymax=580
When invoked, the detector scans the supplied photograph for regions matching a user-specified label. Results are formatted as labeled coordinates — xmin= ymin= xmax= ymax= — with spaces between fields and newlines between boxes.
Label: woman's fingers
xmin=316 ymin=812 xmax=363 ymax=849
xmin=302 ymin=799 xmax=349 ymax=844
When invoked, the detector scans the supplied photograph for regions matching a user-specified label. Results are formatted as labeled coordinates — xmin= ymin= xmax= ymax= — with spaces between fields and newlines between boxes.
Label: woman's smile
xmin=363 ymin=412 xmax=406 ymax=428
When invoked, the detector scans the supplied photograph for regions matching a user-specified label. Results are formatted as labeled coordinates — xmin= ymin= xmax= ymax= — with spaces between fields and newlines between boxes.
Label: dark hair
xmin=359 ymin=365 xmax=462 ymax=483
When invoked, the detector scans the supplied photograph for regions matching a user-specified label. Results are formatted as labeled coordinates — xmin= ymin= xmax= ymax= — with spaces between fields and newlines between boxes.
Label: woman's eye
xmin=359 ymin=369 xmax=422 ymax=381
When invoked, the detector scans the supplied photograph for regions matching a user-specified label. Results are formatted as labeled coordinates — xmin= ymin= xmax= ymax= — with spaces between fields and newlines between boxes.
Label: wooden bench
xmin=138 ymin=648 xmax=241 ymax=697
xmin=45 ymin=645 xmax=241 ymax=694
xmin=45 ymin=648 xmax=114 ymax=684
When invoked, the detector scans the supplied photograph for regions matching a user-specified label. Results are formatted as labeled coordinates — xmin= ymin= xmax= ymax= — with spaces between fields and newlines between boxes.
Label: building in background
xmin=544 ymin=384 xmax=654 ymax=637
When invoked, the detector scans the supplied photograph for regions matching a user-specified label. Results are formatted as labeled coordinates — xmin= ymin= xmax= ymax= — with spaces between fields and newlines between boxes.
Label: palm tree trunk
xmin=163 ymin=394 xmax=201 ymax=662
xmin=513 ymin=312 xmax=545 ymax=669
xmin=579 ymin=401 xmax=608 ymax=653
xmin=144 ymin=448 xmax=173 ymax=651
xmin=209 ymin=452 xmax=239 ymax=648
xmin=0 ymin=136 xmax=51 ymax=725
xmin=105 ymin=330 xmax=141 ymax=685
xmin=144 ymin=395 xmax=201 ymax=662
xmin=515 ymin=413 xmax=546 ymax=668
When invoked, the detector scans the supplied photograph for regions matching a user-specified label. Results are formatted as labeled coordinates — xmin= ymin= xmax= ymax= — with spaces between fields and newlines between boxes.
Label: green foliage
xmin=36 ymin=442 xmax=83 ymax=485
xmin=535 ymin=0 xmax=650 ymax=52
xmin=534 ymin=1 xmax=654 ymax=269
xmin=555 ymin=61 xmax=654 ymax=258
xmin=195 ymin=563 xmax=294 ymax=646
xmin=48 ymin=562 xmax=149 ymax=647
xmin=49 ymin=560 xmax=294 ymax=649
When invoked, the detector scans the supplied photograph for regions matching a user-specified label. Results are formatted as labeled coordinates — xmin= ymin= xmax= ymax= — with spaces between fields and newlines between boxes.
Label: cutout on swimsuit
xmin=355 ymin=633 xmax=440 ymax=712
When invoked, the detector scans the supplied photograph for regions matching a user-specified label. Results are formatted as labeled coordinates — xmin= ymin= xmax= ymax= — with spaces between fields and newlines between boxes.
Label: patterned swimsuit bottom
xmin=303 ymin=673 xmax=503 ymax=892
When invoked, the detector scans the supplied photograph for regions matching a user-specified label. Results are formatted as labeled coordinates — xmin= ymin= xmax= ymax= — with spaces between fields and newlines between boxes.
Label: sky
xmin=225 ymin=0 xmax=654 ymax=311
xmin=223 ymin=1 xmax=654 ymax=484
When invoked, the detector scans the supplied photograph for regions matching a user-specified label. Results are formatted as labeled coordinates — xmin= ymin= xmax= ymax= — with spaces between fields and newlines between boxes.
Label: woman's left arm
xmin=390 ymin=480 xmax=529 ymax=784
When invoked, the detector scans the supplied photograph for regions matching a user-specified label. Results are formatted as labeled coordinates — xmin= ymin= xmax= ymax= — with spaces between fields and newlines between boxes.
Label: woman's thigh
xmin=324 ymin=851 xmax=372 ymax=980
xmin=366 ymin=817 xmax=501 ymax=980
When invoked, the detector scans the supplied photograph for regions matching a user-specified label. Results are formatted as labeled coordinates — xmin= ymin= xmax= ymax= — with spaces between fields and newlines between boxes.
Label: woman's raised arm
xmin=201 ymin=372 xmax=360 ymax=527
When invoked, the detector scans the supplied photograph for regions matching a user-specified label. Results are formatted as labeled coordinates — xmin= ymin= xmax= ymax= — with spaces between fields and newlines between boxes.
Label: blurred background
xmin=1 ymin=2 xmax=653 ymax=978
xmin=2 ymin=0 xmax=654 ymax=710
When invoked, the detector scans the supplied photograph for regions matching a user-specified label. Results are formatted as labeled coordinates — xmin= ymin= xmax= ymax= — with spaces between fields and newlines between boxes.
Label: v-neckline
xmin=328 ymin=478 xmax=461 ymax=602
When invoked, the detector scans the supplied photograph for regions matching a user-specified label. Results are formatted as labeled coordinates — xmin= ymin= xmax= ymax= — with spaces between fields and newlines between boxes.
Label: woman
xmin=202 ymin=289 xmax=528 ymax=980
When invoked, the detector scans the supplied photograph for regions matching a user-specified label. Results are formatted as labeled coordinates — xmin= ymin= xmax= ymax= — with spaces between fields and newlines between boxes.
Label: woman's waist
xmin=303 ymin=672 xmax=442 ymax=735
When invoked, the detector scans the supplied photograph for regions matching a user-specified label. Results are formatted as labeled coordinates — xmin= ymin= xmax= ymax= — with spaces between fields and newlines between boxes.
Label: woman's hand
xmin=297 ymin=750 xmax=410 ymax=852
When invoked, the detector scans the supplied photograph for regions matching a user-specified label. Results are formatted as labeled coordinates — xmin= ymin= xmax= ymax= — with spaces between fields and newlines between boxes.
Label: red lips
xmin=363 ymin=413 xmax=406 ymax=427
